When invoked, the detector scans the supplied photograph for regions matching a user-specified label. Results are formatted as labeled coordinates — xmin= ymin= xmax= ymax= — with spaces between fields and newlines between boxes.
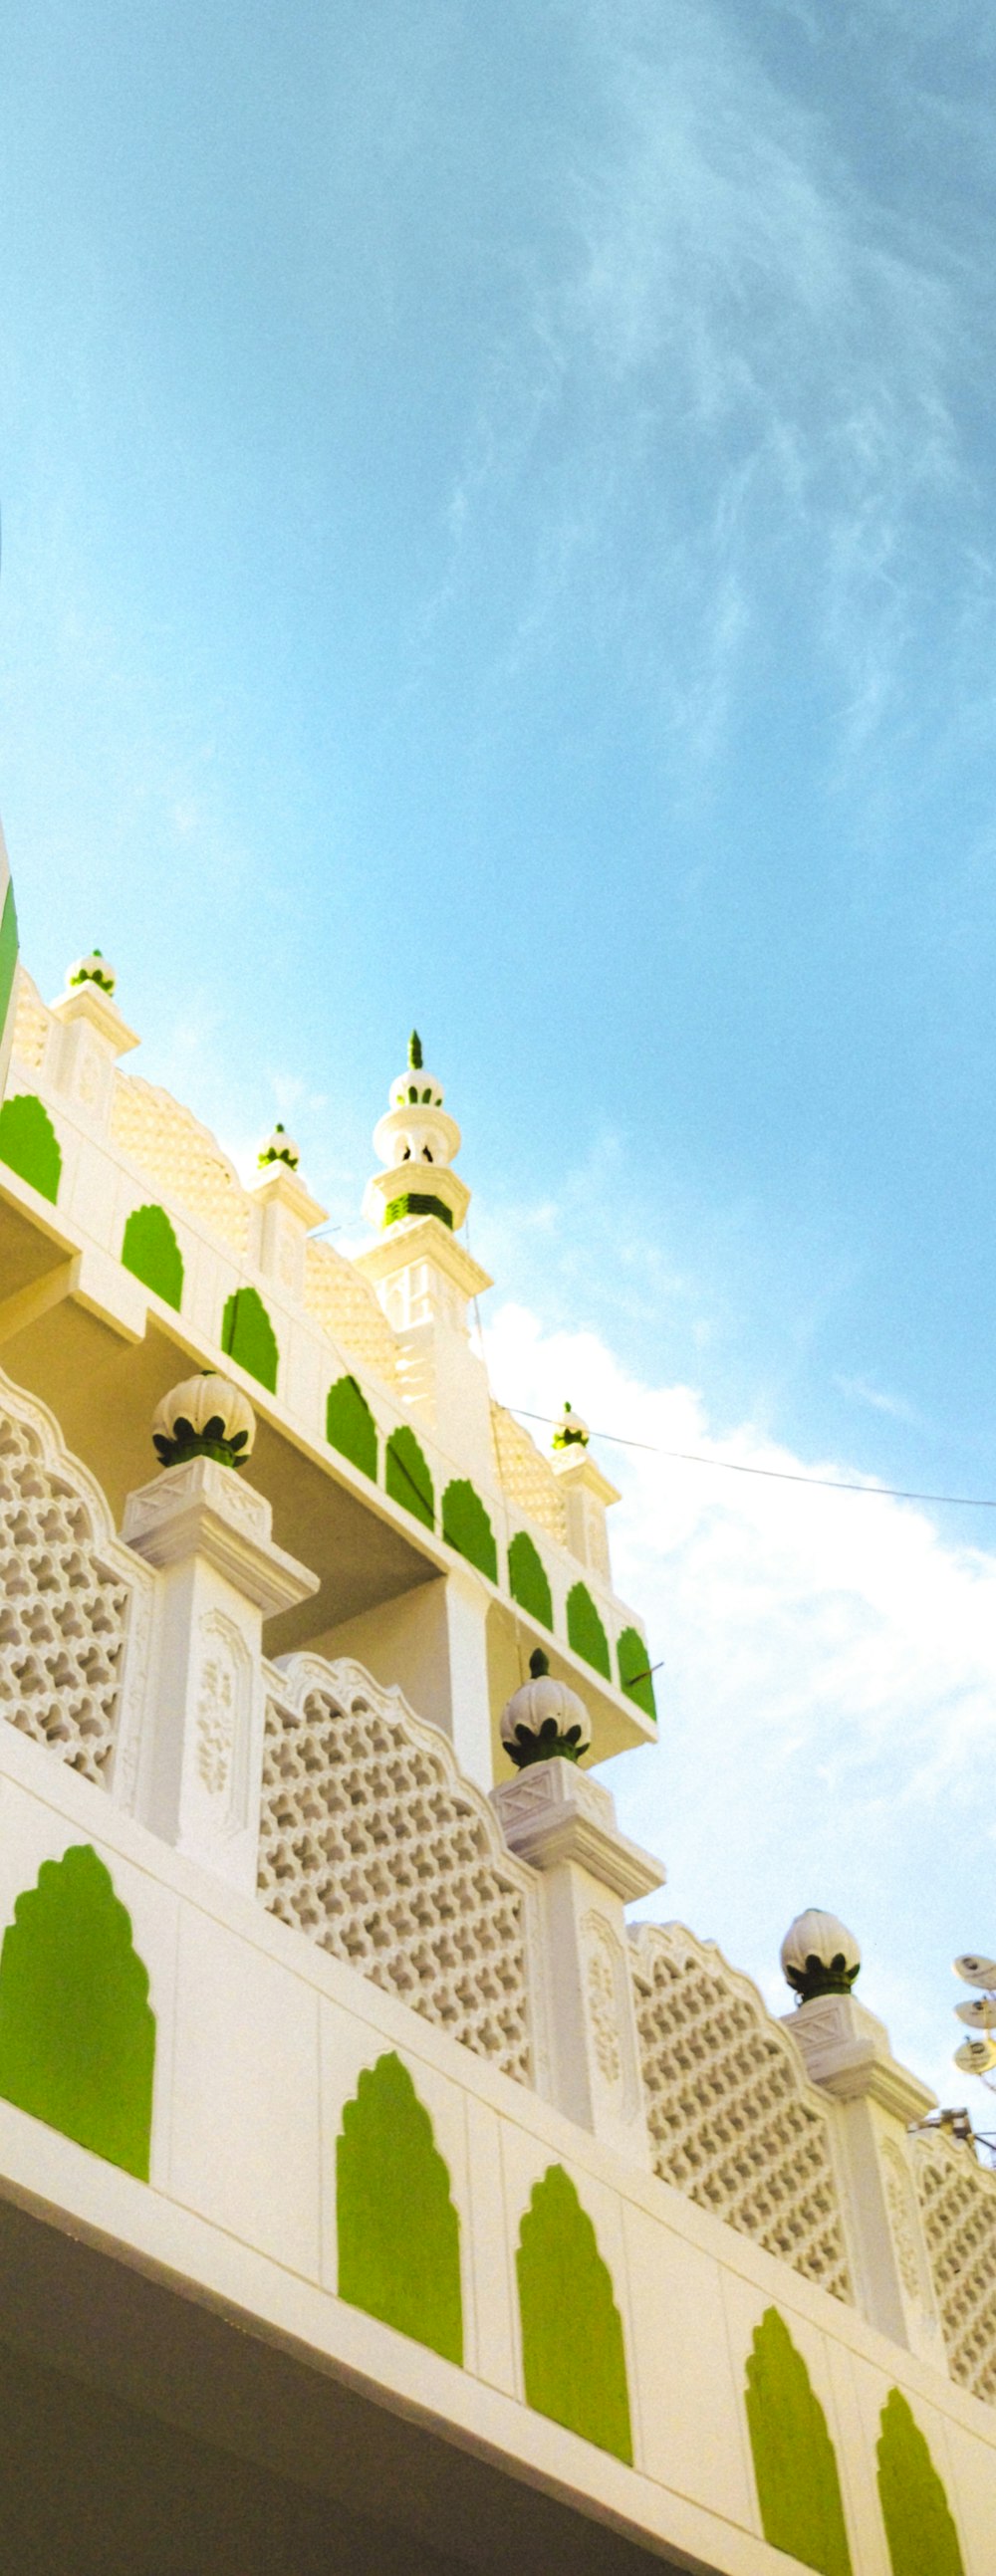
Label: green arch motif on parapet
xmin=507 ymin=1530 xmax=553 ymax=1629
xmin=326 ymin=1374 xmax=377 ymax=1481
xmin=617 ymin=1624 xmax=656 ymax=1720
xmin=384 ymin=1424 xmax=435 ymax=1529
xmin=745 ymin=2307 xmax=852 ymax=2575
xmin=566 ymin=1581 xmax=611 ymax=1680
xmin=220 ymin=1285 xmax=279 ymax=1393
xmin=441 ymin=1479 xmax=497 ymax=1582
xmin=516 ymin=2164 xmax=632 ymax=2463
xmin=0 ymin=1843 xmax=155 ymax=2181
xmin=122 ymin=1203 xmax=184 ymax=1310
xmin=336 ymin=2051 xmax=462 ymax=2365
xmin=876 ymin=2389 xmax=964 ymax=2576
xmin=0 ymin=1092 xmax=61 ymax=1204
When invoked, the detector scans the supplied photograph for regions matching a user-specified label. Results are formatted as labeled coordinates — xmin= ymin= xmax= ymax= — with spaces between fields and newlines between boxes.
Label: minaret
xmin=357 ymin=1033 xmax=495 ymax=1485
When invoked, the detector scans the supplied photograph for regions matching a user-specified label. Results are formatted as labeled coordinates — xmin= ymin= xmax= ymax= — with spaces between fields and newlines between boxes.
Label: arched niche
xmin=0 ymin=1843 xmax=155 ymax=2180
xmin=336 ymin=2052 xmax=462 ymax=2364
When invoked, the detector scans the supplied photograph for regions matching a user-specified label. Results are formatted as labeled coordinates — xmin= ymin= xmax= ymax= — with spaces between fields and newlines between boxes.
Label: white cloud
xmin=482 ymin=1296 xmax=996 ymax=2108
xmin=423 ymin=0 xmax=988 ymax=786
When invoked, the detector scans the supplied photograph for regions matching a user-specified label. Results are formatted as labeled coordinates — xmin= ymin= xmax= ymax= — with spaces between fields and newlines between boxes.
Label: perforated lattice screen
xmin=631 ymin=1922 xmax=853 ymax=2301
xmin=914 ymin=2138 xmax=996 ymax=2405
xmin=0 ymin=1398 xmax=132 ymax=1786
xmin=259 ymin=1666 xmax=533 ymax=2082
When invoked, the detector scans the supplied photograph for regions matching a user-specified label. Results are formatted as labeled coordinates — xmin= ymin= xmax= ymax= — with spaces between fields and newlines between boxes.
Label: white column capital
xmin=123 ymin=1457 xmax=317 ymax=1618
xmin=493 ymin=1762 xmax=662 ymax=1904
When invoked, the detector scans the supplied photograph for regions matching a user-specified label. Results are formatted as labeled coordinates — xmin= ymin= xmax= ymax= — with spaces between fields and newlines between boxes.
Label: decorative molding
xmin=783 ymin=1991 xmax=936 ymax=2123
xmin=123 ymin=1460 xmax=318 ymax=1618
xmin=194 ymin=1608 xmax=252 ymax=1829
xmin=492 ymin=1761 xmax=663 ymax=1903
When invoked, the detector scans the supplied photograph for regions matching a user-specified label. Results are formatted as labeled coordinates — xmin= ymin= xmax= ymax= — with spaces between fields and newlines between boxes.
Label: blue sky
xmin=4 ymin=0 xmax=996 ymax=2097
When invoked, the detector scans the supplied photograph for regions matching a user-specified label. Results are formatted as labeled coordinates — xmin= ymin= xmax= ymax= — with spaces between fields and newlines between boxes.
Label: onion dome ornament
xmin=500 ymin=1648 xmax=592 ymax=1769
xmin=552 ymin=1401 xmax=590 ymax=1452
xmin=68 ymin=947 xmax=116 ymax=996
xmin=363 ymin=1031 xmax=470 ymax=1235
xmin=780 ymin=1909 xmax=862 ymax=2003
xmin=257 ymin=1121 xmax=300 ymax=1171
xmin=151 ymin=1371 xmax=256 ymax=1472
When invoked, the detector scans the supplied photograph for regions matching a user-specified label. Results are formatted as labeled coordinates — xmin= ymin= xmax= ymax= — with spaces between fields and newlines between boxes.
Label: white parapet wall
xmin=0 ymin=1713 xmax=992 ymax=2574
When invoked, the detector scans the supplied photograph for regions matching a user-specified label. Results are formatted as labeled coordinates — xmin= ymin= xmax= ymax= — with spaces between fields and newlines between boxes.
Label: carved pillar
xmin=493 ymin=1762 xmax=662 ymax=2169
xmin=121 ymin=1459 xmax=318 ymax=1894
xmin=784 ymin=1992 xmax=947 ymax=2368
xmin=247 ymin=1159 xmax=328 ymax=1305
xmin=45 ymin=975 xmax=138 ymax=1133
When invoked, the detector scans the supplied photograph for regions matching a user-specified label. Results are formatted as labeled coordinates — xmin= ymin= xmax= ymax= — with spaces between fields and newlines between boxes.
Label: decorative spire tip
xmin=407 ymin=1030 xmax=423 ymax=1069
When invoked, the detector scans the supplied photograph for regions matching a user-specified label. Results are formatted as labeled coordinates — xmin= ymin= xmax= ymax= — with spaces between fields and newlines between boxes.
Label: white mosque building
xmin=0 ymin=833 xmax=994 ymax=2573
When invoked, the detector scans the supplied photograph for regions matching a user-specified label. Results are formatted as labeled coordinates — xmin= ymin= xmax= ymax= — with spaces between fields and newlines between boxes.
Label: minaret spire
xmin=362 ymin=1035 xmax=470 ymax=1236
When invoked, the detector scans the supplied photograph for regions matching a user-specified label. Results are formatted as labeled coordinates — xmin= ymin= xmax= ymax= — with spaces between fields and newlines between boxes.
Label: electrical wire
xmin=501 ymin=1409 xmax=996 ymax=1512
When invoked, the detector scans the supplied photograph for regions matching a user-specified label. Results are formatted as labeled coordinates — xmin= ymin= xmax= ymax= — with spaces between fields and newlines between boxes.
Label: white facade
xmin=0 ymin=950 xmax=995 ymax=2572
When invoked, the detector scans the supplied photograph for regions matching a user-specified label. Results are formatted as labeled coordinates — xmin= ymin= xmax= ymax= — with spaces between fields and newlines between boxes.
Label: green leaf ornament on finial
xmin=408 ymin=1030 xmax=423 ymax=1070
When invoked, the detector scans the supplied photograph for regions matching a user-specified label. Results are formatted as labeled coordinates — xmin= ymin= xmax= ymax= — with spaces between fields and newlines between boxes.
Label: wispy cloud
xmin=483 ymin=1294 xmax=996 ymax=2107
xmin=420 ymin=0 xmax=990 ymax=789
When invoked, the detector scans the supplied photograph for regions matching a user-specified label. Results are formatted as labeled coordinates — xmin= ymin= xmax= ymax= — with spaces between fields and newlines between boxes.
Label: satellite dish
xmin=954 ymin=1955 xmax=996 ymax=1989
xmin=955 ymin=1997 xmax=996 ymax=2028
xmin=953 ymin=2035 xmax=996 ymax=2074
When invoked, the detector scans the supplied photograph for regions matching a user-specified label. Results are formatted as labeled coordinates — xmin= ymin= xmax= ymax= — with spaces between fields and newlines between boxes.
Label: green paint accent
xmin=617 ymin=1625 xmax=656 ymax=1719
xmin=220 ymin=1286 xmax=279 ymax=1392
xmin=326 ymin=1373 xmax=377 ymax=1480
xmin=517 ymin=2165 xmax=632 ymax=2462
xmin=0 ymin=1092 xmax=61 ymax=1203
xmin=408 ymin=1030 xmax=423 ymax=1069
xmin=745 ymin=2308 xmax=853 ymax=2576
xmin=122 ymin=1203 xmax=184 ymax=1309
xmin=508 ymin=1531 xmax=554 ymax=1629
xmin=441 ymin=1479 xmax=498 ymax=1582
xmin=0 ymin=1844 xmax=154 ymax=2181
xmin=876 ymin=2389 xmax=965 ymax=2576
xmin=384 ymin=1424 xmax=435 ymax=1529
xmin=0 ymin=878 xmax=19 ymax=1052
xmin=383 ymin=1191 xmax=453 ymax=1229
xmin=337 ymin=2052 xmax=462 ymax=2364
xmin=566 ymin=1581 xmax=611 ymax=1679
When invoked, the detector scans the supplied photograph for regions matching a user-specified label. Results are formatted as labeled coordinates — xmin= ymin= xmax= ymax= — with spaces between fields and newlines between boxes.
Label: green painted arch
xmin=326 ymin=1374 xmax=377 ymax=1481
xmin=337 ymin=2052 xmax=462 ymax=2364
xmin=0 ymin=1843 xmax=155 ymax=2181
xmin=745 ymin=2308 xmax=852 ymax=2575
xmin=617 ymin=1624 xmax=656 ymax=1721
xmin=876 ymin=2389 xmax=964 ymax=2576
xmin=122 ymin=1203 xmax=184 ymax=1310
xmin=508 ymin=1530 xmax=553 ymax=1629
xmin=0 ymin=1091 xmax=61 ymax=1204
xmin=566 ymin=1581 xmax=611 ymax=1680
xmin=441 ymin=1479 xmax=498 ymax=1582
xmin=516 ymin=2164 xmax=632 ymax=2463
xmin=220 ymin=1285 xmax=279 ymax=1393
xmin=384 ymin=1424 xmax=435 ymax=1529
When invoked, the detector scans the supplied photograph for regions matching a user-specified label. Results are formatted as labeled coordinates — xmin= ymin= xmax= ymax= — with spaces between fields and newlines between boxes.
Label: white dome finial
xmin=780 ymin=1908 xmax=861 ymax=2003
xmin=499 ymin=1648 xmax=592 ymax=1769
